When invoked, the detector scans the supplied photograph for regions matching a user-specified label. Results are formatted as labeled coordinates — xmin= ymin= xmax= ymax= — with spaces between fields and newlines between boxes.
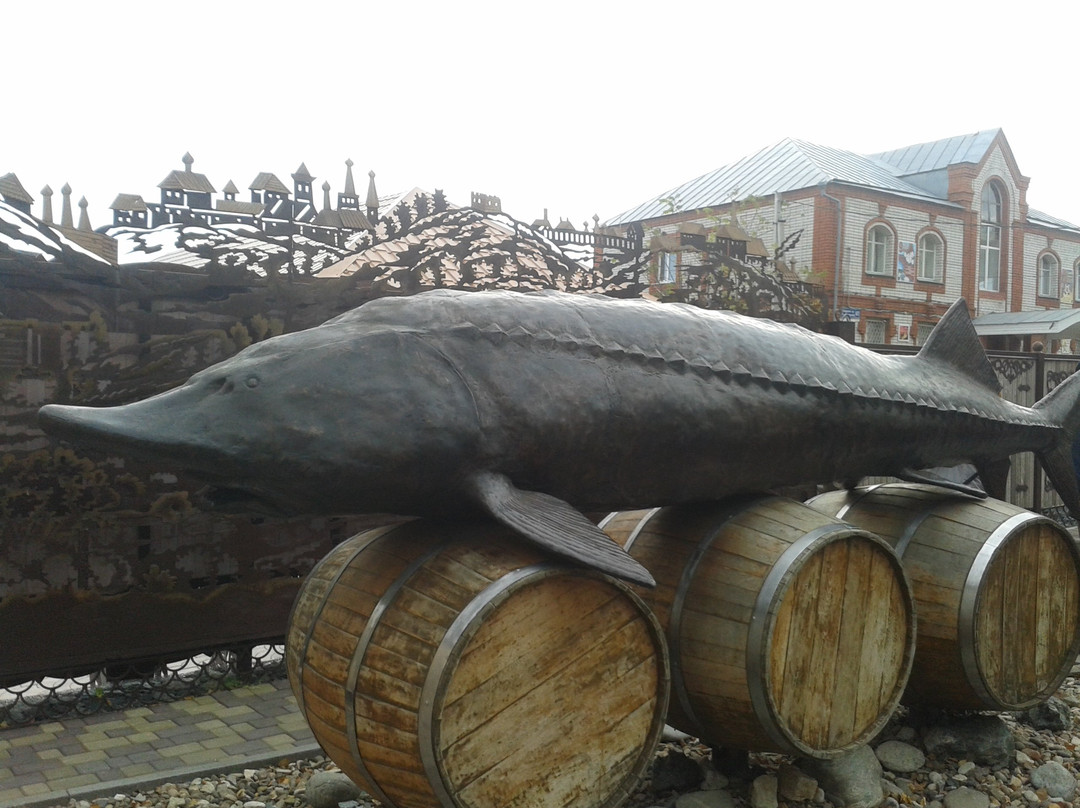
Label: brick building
xmin=607 ymin=129 xmax=1080 ymax=350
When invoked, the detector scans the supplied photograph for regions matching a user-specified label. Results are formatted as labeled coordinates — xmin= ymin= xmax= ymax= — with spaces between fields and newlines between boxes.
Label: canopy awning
xmin=973 ymin=308 xmax=1080 ymax=339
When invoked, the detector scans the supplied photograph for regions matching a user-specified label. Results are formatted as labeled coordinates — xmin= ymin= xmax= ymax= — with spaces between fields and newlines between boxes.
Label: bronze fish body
xmin=38 ymin=290 xmax=1080 ymax=587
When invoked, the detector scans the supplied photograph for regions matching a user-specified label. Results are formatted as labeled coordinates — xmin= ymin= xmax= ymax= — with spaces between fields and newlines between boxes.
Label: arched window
xmin=866 ymin=224 xmax=893 ymax=276
xmin=1038 ymin=253 xmax=1060 ymax=298
xmin=978 ymin=183 xmax=1003 ymax=292
xmin=917 ymin=232 xmax=943 ymax=283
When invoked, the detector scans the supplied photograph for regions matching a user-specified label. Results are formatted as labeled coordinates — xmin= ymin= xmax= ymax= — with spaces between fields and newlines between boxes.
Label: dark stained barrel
xmin=287 ymin=519 xmax=669 ymax=808
xmin=809 ymin=483 xmax=1080 ymax=710
xmin=601 ymin=496 xmax=914 ymax=758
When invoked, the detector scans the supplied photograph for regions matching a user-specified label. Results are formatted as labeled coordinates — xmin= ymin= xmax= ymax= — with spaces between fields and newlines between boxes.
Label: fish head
xmin=38 ymin=322 xmax=481 ymax=517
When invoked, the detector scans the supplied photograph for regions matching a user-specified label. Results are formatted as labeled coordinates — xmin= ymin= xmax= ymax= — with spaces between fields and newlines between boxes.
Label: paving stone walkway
xmin=0 ymin=677 xmax=321 ymax=808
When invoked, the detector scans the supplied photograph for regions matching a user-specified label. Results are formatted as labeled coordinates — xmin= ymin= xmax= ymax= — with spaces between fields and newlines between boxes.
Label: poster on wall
xmin=897 ymin=242 xmax=916 ymax=283
xmin=895 ymin=313 xmax=913 ymax=344
xmin=839 ymin=308 xmax=861 ymax=322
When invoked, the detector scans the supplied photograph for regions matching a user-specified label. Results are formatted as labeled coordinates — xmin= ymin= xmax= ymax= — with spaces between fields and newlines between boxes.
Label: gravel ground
xmin=48 ymin=674 xmax=1080 ymax=808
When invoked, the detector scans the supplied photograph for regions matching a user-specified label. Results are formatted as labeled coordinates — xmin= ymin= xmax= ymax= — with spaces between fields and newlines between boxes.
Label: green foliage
xmin=0 ymin=448 xmax=129 ymax=523
xmin=248 ymin=313 xmax=271 ymax=342
xmin=88 ymin=311 xmax=108 ymax=343
xmin=148 ymin=491 xmax=192 ymax=520
xmin=229 ymin=322 xmax=252 ymax=349
xmin=654 ymin=199 xmax=825 ymax=330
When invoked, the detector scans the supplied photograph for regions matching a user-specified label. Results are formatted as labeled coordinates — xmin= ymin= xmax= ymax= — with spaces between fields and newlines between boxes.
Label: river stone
xmin=942 ymin=786 xmax=989 ymax=808
xmin=675 ymin=790 xmax=737 ymax=808
xmin=801 ymin=745 xmax=884 ymax=808
xmin=650 ymin=750 xmax=703 ymax=793
xmin=750 ymin=774 xmax=778 ymax=808
xmin=700 ymin=766 xmax=730 ymax=792
xmin=922 ymin=715 xmax=1015 ymax=769
xmin=875 ymin=740 xmax=926 ymax=773
xmin=305 ymin=771 xmax=363 ymax=808
xmin=1020 ymin=696 xmax=1072 ymax=732
xmin=1030 ymin=760 xmax=1077 ymax=799
xmin=777 ymin=763 xmax=818 ymax=801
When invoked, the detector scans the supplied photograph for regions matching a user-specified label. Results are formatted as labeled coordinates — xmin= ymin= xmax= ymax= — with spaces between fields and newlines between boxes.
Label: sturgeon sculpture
xmin=38 ymin=289 xmax=1080 ymax=588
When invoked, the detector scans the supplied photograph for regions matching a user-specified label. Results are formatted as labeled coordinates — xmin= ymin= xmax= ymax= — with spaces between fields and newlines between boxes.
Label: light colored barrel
xmin=809 ymin=483 xmax=1080 ymax=710
xmin=600 ymin=497 xmax=914 ymax=759
xmin=287 ymin=519 xmax=669 ymax=808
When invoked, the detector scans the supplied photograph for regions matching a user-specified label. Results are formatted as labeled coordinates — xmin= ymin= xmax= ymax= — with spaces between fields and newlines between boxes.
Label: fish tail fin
xmin=974 ymin=458 xmax=1011 ymax=502
xmin=1033 ymin=370 xmax=1080 ymax=520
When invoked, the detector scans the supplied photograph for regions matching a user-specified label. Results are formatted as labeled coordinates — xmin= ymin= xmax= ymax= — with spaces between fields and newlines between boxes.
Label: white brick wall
xmin=644 ymin=195 xmax=818 ymax=277
xmin=836 ymin=198 xmax=965 ymax=304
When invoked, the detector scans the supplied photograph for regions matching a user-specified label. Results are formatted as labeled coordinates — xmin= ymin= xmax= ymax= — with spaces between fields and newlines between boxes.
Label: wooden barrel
xmin=287 ymin=519 xmax=669 ymax=808
xmin=600 ymin=497 xmax=914 ymax=759
xmin=808 ymin=483 xmax=1080 ymax=711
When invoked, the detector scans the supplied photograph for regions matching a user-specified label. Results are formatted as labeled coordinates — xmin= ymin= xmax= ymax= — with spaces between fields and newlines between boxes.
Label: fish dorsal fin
xmin=917 ymin=299 xmax=1000 ymax=393
xmin=467 ymin=471 xmax=655 ymax=587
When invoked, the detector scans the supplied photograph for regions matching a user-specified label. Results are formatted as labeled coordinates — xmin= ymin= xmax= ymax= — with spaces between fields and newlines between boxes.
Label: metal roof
xmin=109 ymin=193 xmax=147 ymax=211
xmin=158 ymin=169 xmax=216 ymax=194
xmin=870 ymin=129 xmax=1000 ymax=175
xmin=249 ymin=173 xmax=290 ymax=194
xmin=973 ymin=308 xmax=1080 ymax=338
xmin=1028 ymin=208 xmax=1080 ymax=233
xmin=607 ymin=138 xmax=943 ymax=225
xmin=338 ymin=209 xmax=373 ymax=231
xmin=0 ymin=172 xmax=33 ymax=204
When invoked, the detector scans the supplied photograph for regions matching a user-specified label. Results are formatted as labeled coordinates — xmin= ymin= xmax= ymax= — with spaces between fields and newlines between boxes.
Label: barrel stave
xmin=604 ymin=497 xmax=914 ymax=759
xmin=288 ymin=520 xmax=667 ymax=808
xmin=808 ymin=483 xmax=1080 ymax=711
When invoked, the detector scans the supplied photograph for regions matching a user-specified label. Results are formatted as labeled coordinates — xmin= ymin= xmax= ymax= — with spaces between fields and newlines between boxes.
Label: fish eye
xmin=245 ymin=376 xmax=260 ymax=389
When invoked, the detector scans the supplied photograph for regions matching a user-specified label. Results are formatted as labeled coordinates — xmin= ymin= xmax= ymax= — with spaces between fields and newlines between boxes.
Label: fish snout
xmin=38 ymin=403 xmax=125 ymax=449
xmin=37 ymin=402 xmax=195 ymax=463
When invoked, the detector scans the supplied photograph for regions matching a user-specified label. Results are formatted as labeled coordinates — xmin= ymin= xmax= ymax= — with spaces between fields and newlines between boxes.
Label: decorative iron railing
xmin=0 ymin=643 xmax=285 ymax=727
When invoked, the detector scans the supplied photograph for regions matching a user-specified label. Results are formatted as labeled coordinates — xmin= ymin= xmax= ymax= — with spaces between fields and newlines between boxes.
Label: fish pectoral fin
xmin=897 ymin=466 xmax=988 ymax=499
xmin=467 ymin=472 xmax=656 ymax=588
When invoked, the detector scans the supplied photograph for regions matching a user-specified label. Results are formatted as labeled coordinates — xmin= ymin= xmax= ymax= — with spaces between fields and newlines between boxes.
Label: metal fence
xmin=0 ymin=644 xmax=285 ymax=727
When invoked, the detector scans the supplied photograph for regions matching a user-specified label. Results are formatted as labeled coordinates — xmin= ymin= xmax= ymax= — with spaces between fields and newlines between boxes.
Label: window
xmin=1075 ymin=259 xmax=1080 ymax=300
xmin=657 ymin=252 xmax=677 ymax=284
xmin=865 ymin=318 xmax=887 ymax=344
xmin=1038 ymin=254 xmax=1060 ymax=298
xmin=917 ymin=233 xmax=943 ymax=283
xmin=979 ymin=183 xmax=1003 ymax=292
xmin=915 ymin=322 xmax=935 ymax=347
xmin=866 ymin=225 xmax=893 ymax=276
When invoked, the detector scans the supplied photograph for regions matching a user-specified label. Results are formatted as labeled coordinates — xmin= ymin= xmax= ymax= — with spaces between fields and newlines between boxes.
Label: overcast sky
xmin=6 ymin=1 xmax=1080 ymax=234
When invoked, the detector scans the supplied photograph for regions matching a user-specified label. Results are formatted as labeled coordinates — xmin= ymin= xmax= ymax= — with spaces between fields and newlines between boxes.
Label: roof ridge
xmin=869 ymin=128 xmax=1003 ymax=175
xmin=606 ymin=135 xmax=944 ymax=226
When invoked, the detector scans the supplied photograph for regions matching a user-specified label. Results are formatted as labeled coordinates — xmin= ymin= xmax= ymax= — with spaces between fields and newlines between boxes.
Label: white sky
xmin=6 ymin=1 xmax=1080 ymax=234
